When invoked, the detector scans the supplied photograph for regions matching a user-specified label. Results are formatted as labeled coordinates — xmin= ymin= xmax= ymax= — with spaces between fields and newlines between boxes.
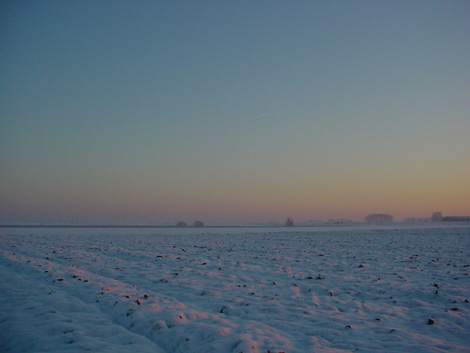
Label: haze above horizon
xmin=1 ymin=1 xmax=469 ymax=224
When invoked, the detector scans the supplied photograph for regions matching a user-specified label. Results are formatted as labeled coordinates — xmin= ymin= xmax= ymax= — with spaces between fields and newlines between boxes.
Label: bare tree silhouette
xmin=285 ymin=217 xmax=294 ymax=226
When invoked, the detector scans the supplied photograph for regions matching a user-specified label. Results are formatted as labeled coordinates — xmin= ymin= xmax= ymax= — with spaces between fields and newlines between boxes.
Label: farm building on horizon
xmin=442 ymin=216 xmax=470 ymax=222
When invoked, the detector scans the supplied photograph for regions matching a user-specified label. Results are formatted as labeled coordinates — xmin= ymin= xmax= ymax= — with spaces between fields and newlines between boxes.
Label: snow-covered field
xmin=1 ymin=225 xmax=469 ymax=353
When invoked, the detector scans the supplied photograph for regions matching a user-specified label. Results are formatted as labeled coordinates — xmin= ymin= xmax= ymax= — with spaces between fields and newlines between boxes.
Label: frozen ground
xmin=0 ymin=225 xmax=469 ymax=353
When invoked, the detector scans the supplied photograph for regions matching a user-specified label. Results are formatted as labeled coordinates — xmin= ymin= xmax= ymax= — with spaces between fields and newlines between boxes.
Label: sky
xmin=1 ymin=1 xmax=469 ymax=225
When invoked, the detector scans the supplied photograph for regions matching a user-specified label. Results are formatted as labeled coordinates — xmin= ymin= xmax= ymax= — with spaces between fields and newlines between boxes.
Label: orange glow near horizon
xmin=1 ymin=2 xmax=469 ymax=224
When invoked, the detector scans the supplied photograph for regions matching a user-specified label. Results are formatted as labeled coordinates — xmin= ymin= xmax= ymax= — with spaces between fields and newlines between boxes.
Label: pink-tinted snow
xmin=1 ymin=225 xmax=469 ymax=352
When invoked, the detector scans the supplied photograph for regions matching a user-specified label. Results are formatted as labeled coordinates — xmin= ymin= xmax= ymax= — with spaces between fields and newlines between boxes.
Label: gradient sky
xmin=1 ymin=1 xmax=469 ymax=224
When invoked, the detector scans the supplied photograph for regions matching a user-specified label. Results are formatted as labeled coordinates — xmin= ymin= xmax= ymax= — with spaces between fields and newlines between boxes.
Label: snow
xmin=1 ymin=225 xmax=469 ymax=352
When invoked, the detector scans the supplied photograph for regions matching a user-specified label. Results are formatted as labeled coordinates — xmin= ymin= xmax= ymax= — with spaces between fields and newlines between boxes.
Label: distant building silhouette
xmin=176 ymin=221 xmax=187 ymax=227
xmin=365 ymin=214 xmax=393 ymax=223
xmin=443 ymin=216 xmax=470 ymax=223
xmin=431 ymin=212 xmax=443 ymax=222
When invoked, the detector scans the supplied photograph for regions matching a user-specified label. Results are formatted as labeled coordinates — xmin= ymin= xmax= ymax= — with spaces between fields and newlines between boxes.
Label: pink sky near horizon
xmin=1 ymin=2 xmax=469 ymax=224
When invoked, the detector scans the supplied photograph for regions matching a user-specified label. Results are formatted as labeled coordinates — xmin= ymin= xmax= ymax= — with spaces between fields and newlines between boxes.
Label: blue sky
xmin=1 ymin=1 xmax=469 ymax=224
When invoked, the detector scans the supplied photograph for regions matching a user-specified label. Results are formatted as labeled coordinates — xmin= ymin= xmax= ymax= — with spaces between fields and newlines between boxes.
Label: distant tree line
xmin=365 ymin=214 xmax=393 ymax=223
xmin=176 ymin=221 xmax=204 ymax=227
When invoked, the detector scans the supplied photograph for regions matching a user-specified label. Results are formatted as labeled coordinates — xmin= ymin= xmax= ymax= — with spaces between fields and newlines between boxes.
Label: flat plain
xmin=1 ymin=225 xmax=469 ymax=352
